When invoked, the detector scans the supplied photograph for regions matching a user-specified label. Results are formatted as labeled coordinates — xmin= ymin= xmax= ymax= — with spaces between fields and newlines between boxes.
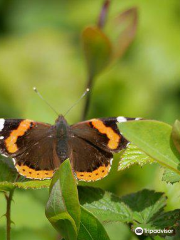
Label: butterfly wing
xmin=70 ymin=117 xmax=130 ymax=181
xmin=0 ymin=119 xmax=59 ymax=179
xmin=69 ymin=136 xmax=113 ymax=182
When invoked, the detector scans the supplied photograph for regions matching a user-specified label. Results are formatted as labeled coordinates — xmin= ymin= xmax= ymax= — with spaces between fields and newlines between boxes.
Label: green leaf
xmin=122 ymin=189 xmax=166 ymax=224
xmin=133 ymin=211 xmax=180 ymax=237
xmin=45 ymin=159 xmax=81 ymax=240
xmin=78 ymin=207 xmax=110 ymax=240
xmin=122 ymin=190 xmax=180 ymax=236
xmin=82 ymin=26 xmax=112 ymax=79
xmin=46 ymin=181 xmax=77 ymax=240
xmin=107 ymin=7 xmax=138 ymax=61
xmin=118 ymin=120 xmax=180 ymax=175
xmin=152 ymin=210 xmax=180 ymax=229
xmin=14 ymin=180 xmax=51 ymax=189
xmin=119 ymin=143 xmax=154 ymax=171
xmin=0 ymin=182 xmax=15 ymax=191
xmin=78 ymin=186 xmax=132 ymax=223
xmin=172 ymin=120 xmax=180 ymax=153
xmin=79 ymin=187 xmax=180 ymax=237
xmin=162 ymin=169 xmax=180 ymax=184
xmin=0 ymin=158 xmax=51 ymax=191
xmin=0 ymin=157 xmax=17 ymax=182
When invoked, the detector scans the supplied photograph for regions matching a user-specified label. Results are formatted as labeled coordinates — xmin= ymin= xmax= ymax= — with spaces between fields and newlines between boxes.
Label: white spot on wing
xmin=110 ymin=158 xmax=113 ymax=165
xmin=1 ymin=153 xmax=8 ymax=158
xmin=117 ymin=116 xmax=127 ymax=123
xmin=0 ymin=136 xmax=4 ymax=139
xmin=12 ymin=158 xmax=16 ymax=164
xmin=0 ymin=119 xmax=5 ymax=132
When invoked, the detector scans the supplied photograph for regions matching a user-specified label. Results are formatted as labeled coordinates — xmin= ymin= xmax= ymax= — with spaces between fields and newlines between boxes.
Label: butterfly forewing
xmin=0 ymin=119 xmax=59 ymax=179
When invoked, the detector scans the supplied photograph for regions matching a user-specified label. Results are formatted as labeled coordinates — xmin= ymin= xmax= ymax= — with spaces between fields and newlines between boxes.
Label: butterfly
xmin=0 ymin=115 xmax=140 ymax=181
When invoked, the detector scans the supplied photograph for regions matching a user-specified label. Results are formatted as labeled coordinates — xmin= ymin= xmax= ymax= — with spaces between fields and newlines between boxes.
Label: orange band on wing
xmin=76 ymin=164 xmax=111 ymax=182
xmin=5 ymin=120 xmax=34 ymax=153
xmin=15 ymin=163 xmax=54 ymax=179
xmin=91 ymin=119 xmax=120 ymax=150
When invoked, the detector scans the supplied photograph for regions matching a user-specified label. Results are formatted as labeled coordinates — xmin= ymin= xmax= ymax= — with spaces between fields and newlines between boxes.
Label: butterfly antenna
xmin=33 ymin=87 xmax=59 ymax=116
xmin=64 ymin=88 xmax=90 ymax=117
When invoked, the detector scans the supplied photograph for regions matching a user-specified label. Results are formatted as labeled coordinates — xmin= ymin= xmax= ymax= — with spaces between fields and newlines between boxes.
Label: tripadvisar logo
xmin=135 ymin=227 xmax=143 ymax=235
xmin=134 ymin=227 xmax=174 ymax=236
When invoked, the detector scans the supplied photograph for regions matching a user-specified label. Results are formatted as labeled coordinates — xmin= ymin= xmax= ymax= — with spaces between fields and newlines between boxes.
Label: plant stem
xmin=81 ymin=75 xmax=93 ymax=121
xmin=5 ymin=189 xmax=14 ymax=240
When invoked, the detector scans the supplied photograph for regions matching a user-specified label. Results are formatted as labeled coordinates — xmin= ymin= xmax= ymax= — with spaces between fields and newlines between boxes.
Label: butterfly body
xmin=0 ymin=116 xmax=140 ymax=181
xmin=55 ymin=115 xmax=71 ymax=161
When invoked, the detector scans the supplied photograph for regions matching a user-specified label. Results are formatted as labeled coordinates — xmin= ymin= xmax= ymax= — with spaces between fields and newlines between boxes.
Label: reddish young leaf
xmin=97 ymin=0 xmax=111 ymax=29
xmin=82 ymin=26 xmax=112 ymax=79
xmin=110 ymin=7 xmax=138 ymax=60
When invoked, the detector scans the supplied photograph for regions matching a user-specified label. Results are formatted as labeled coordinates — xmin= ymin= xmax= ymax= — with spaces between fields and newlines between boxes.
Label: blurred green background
xmin=0 ymin=0 xmax=180 ymax=239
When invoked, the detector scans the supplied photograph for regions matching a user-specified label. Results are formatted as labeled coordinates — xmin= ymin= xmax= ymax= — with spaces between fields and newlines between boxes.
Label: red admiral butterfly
xmin=0 ymin=89 xmax=140 ymax=181
xmin=0 ymin=116 xmax=141 ymax=181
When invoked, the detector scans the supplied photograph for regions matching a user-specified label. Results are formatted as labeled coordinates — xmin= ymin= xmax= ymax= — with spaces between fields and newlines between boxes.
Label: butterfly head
xmin=55 ymin=115 xmax=69 ymax=138
xmin=55 ymin=114 xmax=68 ymax=125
